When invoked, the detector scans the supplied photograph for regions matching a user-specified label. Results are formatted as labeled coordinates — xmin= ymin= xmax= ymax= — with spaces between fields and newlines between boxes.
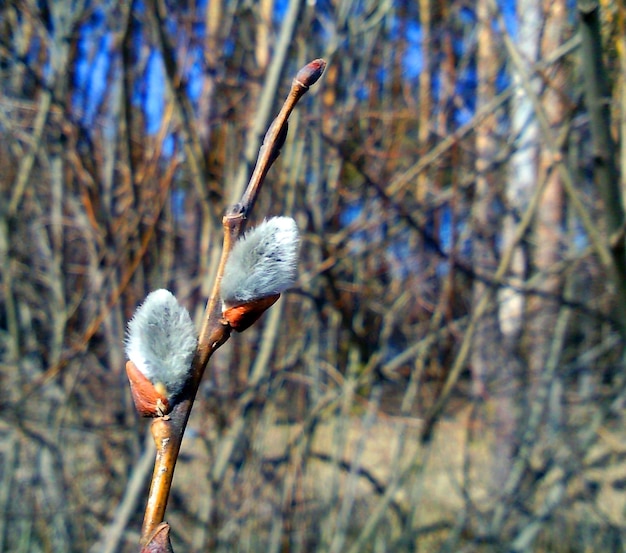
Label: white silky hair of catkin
xmin=125 ymin=289 xmax=198 ymax=399
xmin=220 ymin=216 xmax=300 ymax=305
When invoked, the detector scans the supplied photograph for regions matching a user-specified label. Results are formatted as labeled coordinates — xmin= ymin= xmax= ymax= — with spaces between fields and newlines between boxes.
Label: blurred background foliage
xmin=1 ymin=0 xmax=626 ymax=551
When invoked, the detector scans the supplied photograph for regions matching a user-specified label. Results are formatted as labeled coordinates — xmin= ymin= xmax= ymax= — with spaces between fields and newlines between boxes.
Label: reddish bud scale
xmin=222 ymin=294 xmax=280 ymax=332
xmin=125 ymin=360 xmax=170 ymax=417
xmin=141 ymin=522 xmax=173 ymax=553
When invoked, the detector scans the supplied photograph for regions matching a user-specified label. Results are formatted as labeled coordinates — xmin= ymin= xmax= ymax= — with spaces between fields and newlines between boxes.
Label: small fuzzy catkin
xmin=125 ymin=289 xmax=197 ymax=399
xmin=221 ymin=217 xmax=300 ymax=305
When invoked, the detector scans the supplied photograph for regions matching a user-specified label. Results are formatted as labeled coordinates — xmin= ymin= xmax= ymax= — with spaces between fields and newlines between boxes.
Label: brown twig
xmin=139 ymin=58 xmax=326 ymax=550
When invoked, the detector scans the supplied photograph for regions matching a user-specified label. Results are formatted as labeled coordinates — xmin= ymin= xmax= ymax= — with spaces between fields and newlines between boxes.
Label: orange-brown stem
xmin=139 ymin=323 xmax=229 ymax=545
xmin=140 ymin=413 xmax=186 ymax=545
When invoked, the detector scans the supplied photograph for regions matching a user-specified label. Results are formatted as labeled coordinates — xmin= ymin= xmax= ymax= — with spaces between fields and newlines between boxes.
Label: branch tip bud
xmin=295 ymin=58 xmax=326 ymax=88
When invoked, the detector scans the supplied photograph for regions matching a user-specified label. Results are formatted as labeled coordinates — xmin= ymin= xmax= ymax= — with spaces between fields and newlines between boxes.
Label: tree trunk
xmin=526 ymin=0 xmax=566 ymax=410
xmin=471 ymin=0 xmax=512 ymax=489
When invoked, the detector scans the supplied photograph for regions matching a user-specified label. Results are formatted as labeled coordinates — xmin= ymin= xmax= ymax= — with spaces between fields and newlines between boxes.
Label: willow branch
xmin=139 ymin=58 xmax=326 ymax=550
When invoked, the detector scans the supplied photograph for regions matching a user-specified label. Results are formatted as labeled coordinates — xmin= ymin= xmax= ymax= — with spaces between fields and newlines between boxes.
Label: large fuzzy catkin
xmin=125 ymin=289 xmax=197 ymax=399
xmin=220 ymin=217 xmax=300 ymax=305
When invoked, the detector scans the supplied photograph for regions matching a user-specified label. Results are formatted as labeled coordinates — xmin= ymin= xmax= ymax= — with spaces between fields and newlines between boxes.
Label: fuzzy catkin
xmin=220 ymin=217 xmax=300 ymax=305
xmin=125 ymin=289 xmax=197 ymax=399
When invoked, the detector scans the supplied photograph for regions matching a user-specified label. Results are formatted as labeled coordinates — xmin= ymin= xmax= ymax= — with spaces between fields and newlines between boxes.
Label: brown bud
xmin=125 ymin=360 xmax=170 ymax=417
xmin=222 ymin=294 xmax=280 ymax=332
xmin=141 ymin=522 xmax=174 ymax=553
xmin=295 ymin=59 xmax=327 ymax=88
